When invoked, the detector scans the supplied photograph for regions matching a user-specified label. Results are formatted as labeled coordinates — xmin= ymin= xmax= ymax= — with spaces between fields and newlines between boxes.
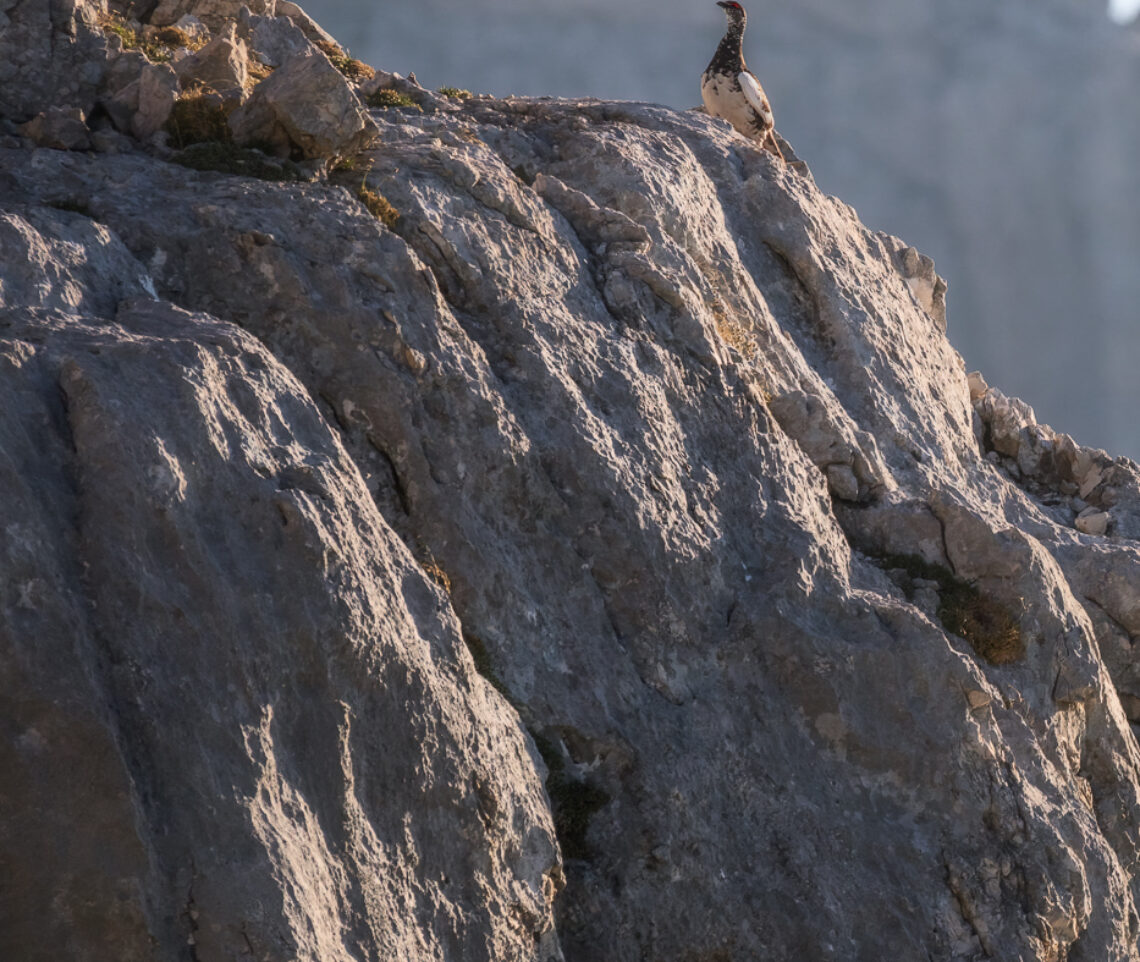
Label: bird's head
xmin=717 ymin=0 xmax=747 ymax=27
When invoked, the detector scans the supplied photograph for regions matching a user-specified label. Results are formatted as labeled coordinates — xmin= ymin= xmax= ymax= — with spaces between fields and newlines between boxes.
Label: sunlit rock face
xmin=304 ymin=0 xmax=1140 ymax=458
xmin=7 ymin=3 xmax=1140 ymax=961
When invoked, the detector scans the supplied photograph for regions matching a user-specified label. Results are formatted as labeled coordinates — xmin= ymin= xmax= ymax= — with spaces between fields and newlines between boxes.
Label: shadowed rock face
xmin=5 ymin=3 xmax=1140 ymax=961
xmin=0 ymin=212 xmax=560 ymax=962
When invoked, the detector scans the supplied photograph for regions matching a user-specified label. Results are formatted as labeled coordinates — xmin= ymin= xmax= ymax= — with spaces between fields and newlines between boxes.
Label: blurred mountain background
xmin=303 ymin=0 xmax=1140 ymax=460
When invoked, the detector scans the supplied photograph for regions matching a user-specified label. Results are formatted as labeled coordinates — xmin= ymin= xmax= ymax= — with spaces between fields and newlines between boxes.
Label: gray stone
xmin=244 ymin=13 xmax=314 ymax=68
xmin=7 ymin=9 xmax=1140 ymax=961
xmin=171 ymin=13 xmax=210 ymax=43
xmin=91 ymin=127 xmax=135 ymax=153
xmin=133 ymin=62 xmax=178 ymax=138
xmin=825 ymin=462 xmax=860 ymax=502
xmin=0 ymin=202 xmax=560 ymax=962
xmin=0 ymin=0 xmax=113 ymax=120
xmin=229 ymin=50 xmax=376 ymax=158
xmin=102 ymin=56 xmax=178 ymax=140
xmin=173 ymin=23 xmax=249 ymax=99
xmin=879 ymin=231 xmax=949 ymax=332
xmin=275 ymin=0 xmax=339 ymax=47
xmin=19 ymin=108 xmax=92 ymax=151
xmin=151 ymin=0 xmax=275 ymax=29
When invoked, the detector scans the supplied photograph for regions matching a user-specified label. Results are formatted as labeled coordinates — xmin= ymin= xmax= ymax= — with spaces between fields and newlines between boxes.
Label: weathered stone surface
xmin=229 ymin=50 xmax=376 ymax=157
xmin=0 ymin=203 xmax=560 ymax=962
xmin=275 ymin=0 xmax=339 ymax=47
xmin=173 ymin=23 xmax=249 ymax=98
xmin=171 ymin=12 xmax=210 ymax=42
xmin=19 ymin=107 xmax=92 ymax=151
xmin=0 ymin=0 xmax=113 ymax=120
xmin=7 ymin=4 xmax=1140 ymax=961
xmin=106 ymin=61 xmax=179 ymax=140
xmin=243 ymin=12 xmax=315 ymax=68
xmin=151 ymin=0 xmax=275 ymax=29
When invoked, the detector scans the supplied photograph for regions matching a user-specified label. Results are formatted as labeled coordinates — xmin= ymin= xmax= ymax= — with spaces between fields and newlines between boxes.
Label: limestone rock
xmin=173 ymin=24 xmax=249 ymax=100
xmin=275 ymin=0 xmax=340 ymax=47
xmin=0 ymin=204 xmax=560 ymax=962
xmin=151 ymin=0 xmax=276 ymax=29
xmin=243 ymin=13 xmax=315 ymax=68
xmin=0 ymin=0 xmax=113 ymax=120
xmin=879 ymin=231 xmax=949 ymax=332
xmin=171 ymin=13 xmax=211 ymax=43
xmin=105 ymin=62 xmax=179 ymax=141
xmin=7 ymin=6 xmax=1140 ymax=962
xmin=229 ymin=50 xmax=377 ymax=158
xmin=19 ymin=108 xmax=92 ymax=151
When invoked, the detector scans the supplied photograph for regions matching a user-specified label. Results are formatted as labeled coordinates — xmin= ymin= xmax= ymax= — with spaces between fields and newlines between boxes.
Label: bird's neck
xmin=710 ymin=26 xmax=745 ymax=72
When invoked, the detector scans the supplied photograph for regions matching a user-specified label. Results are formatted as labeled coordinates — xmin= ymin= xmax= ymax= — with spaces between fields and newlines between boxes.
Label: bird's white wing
xmin=738 ymin=71 xmax=774 ymax=126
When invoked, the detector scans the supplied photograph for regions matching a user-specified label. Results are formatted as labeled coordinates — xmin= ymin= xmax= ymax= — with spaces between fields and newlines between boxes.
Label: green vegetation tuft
xmin=438 ymin=86 xmax=472 ymax=100
xmin=531 ymin=731 xmax=611 ymax=861
xmin=368 ymin=88 xmax=422 ymax=111
xmin=172 ymin=142 xmax=306 ymax=182
xmin=873 ymin=552 xmax=1024 ymax=665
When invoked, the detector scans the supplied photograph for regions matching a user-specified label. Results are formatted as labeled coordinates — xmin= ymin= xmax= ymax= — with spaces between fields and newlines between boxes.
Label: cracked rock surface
xmin=5 ymin=2 xmax=1140 ymax=961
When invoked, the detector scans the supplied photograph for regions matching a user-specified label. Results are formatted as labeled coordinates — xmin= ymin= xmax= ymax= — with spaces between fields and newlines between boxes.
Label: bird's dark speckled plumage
xmin=700 ymin=1 xmax=784 ymax=161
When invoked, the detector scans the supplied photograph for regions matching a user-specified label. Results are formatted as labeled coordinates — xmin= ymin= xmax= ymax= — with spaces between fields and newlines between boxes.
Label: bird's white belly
xmin=701 ymin=71 xmax=773 ymax=140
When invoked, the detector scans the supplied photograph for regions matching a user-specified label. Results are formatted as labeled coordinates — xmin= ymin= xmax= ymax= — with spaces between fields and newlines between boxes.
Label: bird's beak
xmin=716 ymin=1 xmax=730 ymax=7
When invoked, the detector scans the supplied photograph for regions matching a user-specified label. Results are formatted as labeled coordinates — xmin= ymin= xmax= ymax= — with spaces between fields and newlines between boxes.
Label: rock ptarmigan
xmin=701 ymin=1 xmax=784 ymax=161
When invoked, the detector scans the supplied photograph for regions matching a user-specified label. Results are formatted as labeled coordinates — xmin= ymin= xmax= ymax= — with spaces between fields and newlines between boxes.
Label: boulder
xmin=173 ymin=23 xmax=249 ymax=99
xmin=19 ymin=108 xmax=92 ymax=151
xmin=274 ymin=0 xmax=339 ymax=48
xmin=0 ymin=203 xmax=561 ymax=962
xmin=228 ymin=51 xmax=377 ymax=158
xmin=105 ymin=62 xmax=179 ymax=141
xmin=243 ymin=13 xmax=315 ymax=68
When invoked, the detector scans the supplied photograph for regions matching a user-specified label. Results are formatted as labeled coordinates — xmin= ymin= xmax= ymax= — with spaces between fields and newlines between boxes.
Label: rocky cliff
xmin=306 ymin=0 xmax=1140 ymax=459
xmin=5 ymin=2 xmax=1140 ymax=960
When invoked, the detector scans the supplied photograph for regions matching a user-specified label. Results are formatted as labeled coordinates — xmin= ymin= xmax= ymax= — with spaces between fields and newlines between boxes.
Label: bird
xmin=701 ymin=1 xmax=785 ymax=161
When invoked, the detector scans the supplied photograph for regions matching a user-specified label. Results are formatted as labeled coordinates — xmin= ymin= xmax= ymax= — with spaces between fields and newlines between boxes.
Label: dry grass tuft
xmin=874 ymin=552 xmax=1024 ymax=665
xmin=248 ymin=59 xmax=274 ymax=85
xmin=315 ymin=40 xmax=375 ymax=81
xmin=359 ymin=186 xmax=400 ymax=230
xmin=165 ymin=89 xmax=234 ymax=149
xmin=98 ymin=12 xmax=204 ymax=62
